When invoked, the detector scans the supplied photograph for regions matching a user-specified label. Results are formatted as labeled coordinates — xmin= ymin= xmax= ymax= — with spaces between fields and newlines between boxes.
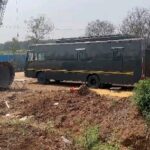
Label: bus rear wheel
xmin=55 ymin=80 xmax=61 ymax=83
xmin=87 ymin=75 xmax=100 ymax=88
xmin=37 ymin=72 xmax=49 ymax=84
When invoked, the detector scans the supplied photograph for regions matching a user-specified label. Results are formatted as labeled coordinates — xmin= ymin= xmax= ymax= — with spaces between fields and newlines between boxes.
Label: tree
xmin=11 ymin=37 xmax=20 ymax=54
xmin=120 ymin=8 xmax=150 ymax=42
xmin=85 ymin=20 xmax=115 ymax=37
xmin=26 ymin=16 xmax=54 ymax=43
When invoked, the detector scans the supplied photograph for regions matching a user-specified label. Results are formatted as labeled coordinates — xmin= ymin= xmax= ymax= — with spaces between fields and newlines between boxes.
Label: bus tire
xmin=55 ymin=80 xmax=60 ymax=83
xmin=37 ymin=72 xmax=49 ymax=84
xmin=100 ymin=83 xmax=112 ymax=88
xmin=87 ymin=75 xmax=100 ymax=88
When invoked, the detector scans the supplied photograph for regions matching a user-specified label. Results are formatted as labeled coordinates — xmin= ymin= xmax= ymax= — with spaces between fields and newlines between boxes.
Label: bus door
xmin=75 ymin=47 xmax=88 ymax=71
xmin=111 ymin=47 xmax=124 ymax=83
xmin=34 ymin=52 xmax=46 ymax=69
xmin=25 ymin=51 xmax=34 ymax=69
xmin=111 ymin=47 xmax=124 ymax=71
xmin=25 ymin=51 xmax=35 ymax=77
xmin=27 ymin=52 xmax=45 ymax=69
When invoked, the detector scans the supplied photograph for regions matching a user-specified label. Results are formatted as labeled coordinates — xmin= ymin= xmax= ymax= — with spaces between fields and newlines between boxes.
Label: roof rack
xmin=56 ymin=34 xmax=137 ymax=43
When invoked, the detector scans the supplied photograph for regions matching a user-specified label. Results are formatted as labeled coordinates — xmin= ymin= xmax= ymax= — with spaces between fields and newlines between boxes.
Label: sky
xmin=0 ymin=0 xmax=150 ymax=43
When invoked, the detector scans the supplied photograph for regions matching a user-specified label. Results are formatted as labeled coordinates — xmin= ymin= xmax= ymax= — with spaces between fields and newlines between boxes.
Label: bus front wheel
xmin=37 ymin=72 xmax=49 ymax=84
xmin=87 ymin=75 xmax=100 ymax=88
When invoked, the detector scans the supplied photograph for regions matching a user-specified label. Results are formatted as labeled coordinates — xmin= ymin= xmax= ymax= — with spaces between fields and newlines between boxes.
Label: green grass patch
xmin=76 ymin=125 xmax=119 ymax=150
xmin=0 ymin=119 xmax=30 ymax=127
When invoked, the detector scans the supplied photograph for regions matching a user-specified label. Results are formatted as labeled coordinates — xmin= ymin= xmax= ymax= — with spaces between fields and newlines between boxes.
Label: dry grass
xmin=15 ymin=72 xmax=133 ymax=98
xmin=91 ymin=89 xmax=133 ymax=98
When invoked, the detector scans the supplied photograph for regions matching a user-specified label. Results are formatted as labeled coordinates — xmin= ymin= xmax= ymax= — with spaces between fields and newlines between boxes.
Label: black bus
xmin=25 ymin=36 xmax=150 ymax=88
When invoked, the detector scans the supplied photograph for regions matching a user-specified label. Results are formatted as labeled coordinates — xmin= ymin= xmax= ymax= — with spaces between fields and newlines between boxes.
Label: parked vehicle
xmin=0 ymin=0 xmax=15 ymax=89
xmin=25 ymin=35 xmax=150 ymax=88
xmin=0 ymin=62 xmax=14 ymax=88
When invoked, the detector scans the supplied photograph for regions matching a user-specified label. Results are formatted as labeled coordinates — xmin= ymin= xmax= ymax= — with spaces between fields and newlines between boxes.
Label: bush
xmin=134 ymin=80 xmax=150 ymax=120
xmin=78 ymin=125 xmax=99 ymax=150
xmin=77 ymin=125 xmax=119 ymax=150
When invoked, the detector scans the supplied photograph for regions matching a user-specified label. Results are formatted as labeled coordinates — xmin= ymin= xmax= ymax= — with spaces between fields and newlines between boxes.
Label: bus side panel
xmin=46 ymin=71 xmax=87 ymax=82
xmin=145 ymin=50 xmax=150 ymax=77
xmin=121 ymin=40 xmax=142 ymax=84
xmin=25 ymin=39 xmax=143 ymax=85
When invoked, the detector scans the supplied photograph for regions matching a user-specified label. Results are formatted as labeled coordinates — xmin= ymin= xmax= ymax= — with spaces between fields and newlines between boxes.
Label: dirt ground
xmin=0 ymin=72 xmax=149 ymax=150
xmin=14 ymin=72 xmax=133 ymax=98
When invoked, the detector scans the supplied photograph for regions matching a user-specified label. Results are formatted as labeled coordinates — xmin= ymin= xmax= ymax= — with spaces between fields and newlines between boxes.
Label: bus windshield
xmin=27 ymin=51 xmax=45 ymax=62
xmin=27 ymin=52 xmax=34 ymax=62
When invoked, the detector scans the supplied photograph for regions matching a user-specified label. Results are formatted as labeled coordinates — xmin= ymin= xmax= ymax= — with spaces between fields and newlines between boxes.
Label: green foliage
xmin=26 ymin=16 xmax=54 ymax=43
xmin=84 ymin=125 xmax=99 ymax=150
xmin=0 ymin=39 xmax=55 ymax=52
xmin=92 ymin=143 xmax=119 ymax=150
xmin=0 ymin=119 xmax=29 ymax=126
xmin=85 ymin=20 xmax=115 ymax=37
xmin=134 ymin=80 xmax=150 ymax=120
xmin=11 ymin=38 xmax=20 ymax=53
xmin=77 ymin=125 xmax=119 ymax=150
xmin=45 ymin=120 xmax=56 ymax=134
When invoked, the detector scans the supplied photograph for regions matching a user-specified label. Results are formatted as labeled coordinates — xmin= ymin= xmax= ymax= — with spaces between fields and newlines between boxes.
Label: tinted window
xmin=113 ymin=49 xmax=122 ymax=59
xmin=77 ymin=50 xmax=87 ymax=60
xmin=27 ymin=52 xmax=34 ymax=61
xmin=111 ymin=47 xmax=124 ymax=60
xmin=38 ymin=53 xmax=45 ymax=61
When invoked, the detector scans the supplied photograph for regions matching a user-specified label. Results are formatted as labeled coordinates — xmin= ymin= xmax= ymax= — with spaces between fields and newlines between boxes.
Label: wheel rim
xmin=91 ymin=78 xmax=97 ymax=86
xmin=88 ymin=75 xmax=100 ymax=88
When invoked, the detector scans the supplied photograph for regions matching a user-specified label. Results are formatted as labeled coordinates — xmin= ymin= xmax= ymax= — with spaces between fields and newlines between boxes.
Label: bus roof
xmin=30 ymin=37 xmax=143 ymax=48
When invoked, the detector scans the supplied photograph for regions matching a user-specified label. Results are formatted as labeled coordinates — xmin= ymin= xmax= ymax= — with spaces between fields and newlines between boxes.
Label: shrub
xmin=134 ymin=80 xmax=150 ymax=120
xmin=77 ymin=125 xmax=119 ymax=150
xmin=78 ymin=125 xmax=99 ymax=150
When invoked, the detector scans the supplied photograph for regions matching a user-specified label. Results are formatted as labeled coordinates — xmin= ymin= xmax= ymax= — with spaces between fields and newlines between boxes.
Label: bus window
xmin=111 ymin=47 xmax=124 ymax=60
xmin=76 ymin=48 xmax=87 ymax=61
xmin=78 ymin=51 xmax=86 ymax=60
xmin=34 ymin=53 xmax=38 ymax=61
xmin=113 ymin=49 xmax=121 ymax=59
xmin=27 ymin=52 xmax=34 ymax=62
xmin=38 ymin=53 xmax=45 ymax=61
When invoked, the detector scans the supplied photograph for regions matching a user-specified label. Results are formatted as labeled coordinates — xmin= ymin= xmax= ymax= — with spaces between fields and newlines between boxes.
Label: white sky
xmin=0 ymin=0 xmax=150 ymax=43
